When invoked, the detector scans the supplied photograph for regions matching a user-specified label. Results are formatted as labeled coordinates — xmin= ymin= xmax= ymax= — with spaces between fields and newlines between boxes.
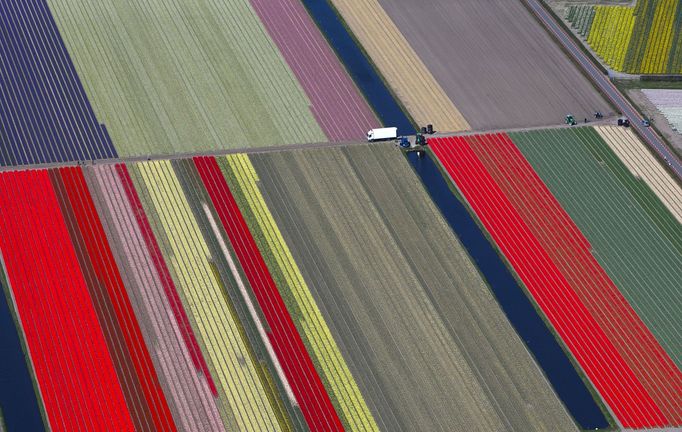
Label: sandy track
xmin=328 ymin=0 xmax=470 ymax=132
xmin=376 ymin=0 xmax=608 ymax=130
xmin=595 ymin=126 xmax=682 ymax=223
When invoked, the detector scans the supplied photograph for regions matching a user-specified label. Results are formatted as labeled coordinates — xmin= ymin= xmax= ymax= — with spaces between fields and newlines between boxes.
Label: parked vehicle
xmin=367 ymin=127 xmax=398 ymax=142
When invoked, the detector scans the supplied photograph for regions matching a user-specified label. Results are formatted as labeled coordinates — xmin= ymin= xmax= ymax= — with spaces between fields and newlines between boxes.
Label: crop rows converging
xmin=44 ymin=0 xmax=377 ymax=158
xmin=219 ymin=154 xmax=380 ymax=431
xmin=246 ymin=145 xmax=578 ymax=431
xmin=0 ymin=0 xmax=117 ymax=166
xmin=247 ymin=0 xmax=379 ymax=141
xmin=327 ymin=0 xmax=470 ymax=132
xmin=566 ymin=0 xmax=682 ymax=74
xmin=2 ymin=154 xmax=399 ymax=431
xmin=0 ymin=0 xmax=379 ymax=168
xmin=193 ymin=156 xmax=345 ymax=431
xmin=512 ymin=128 xmax=682 ymax=370
xmin=431 ymin=132 xmax=682 ymax=429
xmin=0 ymin=146 xmax=592 ymax=431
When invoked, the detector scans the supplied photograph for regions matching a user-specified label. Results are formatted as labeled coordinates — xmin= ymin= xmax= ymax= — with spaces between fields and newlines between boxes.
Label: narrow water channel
xmin=300 ymin=0 xmax=414 ymax=135
xmin=0 ymin=278 xmax=45 ymax=431
xmin=305 ymin=1 xmax=609 ymax=428
xmin=407 ymin=152 xmax=608 ymax=429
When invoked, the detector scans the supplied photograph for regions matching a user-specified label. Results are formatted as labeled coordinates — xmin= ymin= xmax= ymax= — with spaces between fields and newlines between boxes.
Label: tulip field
xmin=0 ymin=1 xmax=117 ymax=166
xmin=511 ymin=128 xmax=682 ymax=370
xmin=2 ymin=0 xmax=682 ymax=429
xmin=0 ymin=0 xmax=380 ymax=166
xmin=0 ymin=143 xmax=592 ymax=431
xmin=44 ymin=0 xmax=377 ymax=158
xmin=247 ymin=144 xmax=577 ymax=431
xmin=0 ymin=154 xmax=385 ymax=431
xmin=431 ymin=130 xmax=682 ymax=429
xmin=0 ymin=170 xmax=168 ymax=431
xmin=219 ymin=154 xmax=379 ymax=431
xmin=566 ymin=0 xmax=682 ymax=74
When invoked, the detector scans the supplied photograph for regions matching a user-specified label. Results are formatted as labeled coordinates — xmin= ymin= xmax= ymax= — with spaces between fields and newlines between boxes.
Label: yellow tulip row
xmin=132 ymin=160 xmax=283 ymax=432
xmin=588 ymin=6 xmax=635 ymax=71
xmin=224 ymin=154 xmax=380 ymax=432
xmin=640 ymin=0 xmax=678 ymax=74
xmin=577 ymin=0 xmax=682 ymax=74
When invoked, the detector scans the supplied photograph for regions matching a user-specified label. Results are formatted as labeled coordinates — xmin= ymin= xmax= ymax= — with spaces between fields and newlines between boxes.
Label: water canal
xmin=0 ymin=277 xmax=45 ymax=431
xmin=406 ymin=152 xmax=608 ymax=429
xmin=306 ymin=1 xmax=609 ymax=428
xmin=300 ymin=0 xmax=414 ymax=136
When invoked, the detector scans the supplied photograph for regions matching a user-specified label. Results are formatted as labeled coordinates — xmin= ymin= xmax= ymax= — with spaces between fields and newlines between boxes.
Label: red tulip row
xmin=0 ymin=170 xmax=136 ymax=431
xmin=52 ymin=167 xmax=177 ymax=431
xmin=431 ymin=134 xmax=680 ymax=428
xmin=194 ymin=156 xmax=345 ymax=431
xmin=117 ymin=164 xmax=218 ymax=397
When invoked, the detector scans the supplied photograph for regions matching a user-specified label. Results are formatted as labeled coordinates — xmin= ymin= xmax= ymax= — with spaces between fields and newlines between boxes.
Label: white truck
xmin=367 ymin=127 xmax=398 ymax=142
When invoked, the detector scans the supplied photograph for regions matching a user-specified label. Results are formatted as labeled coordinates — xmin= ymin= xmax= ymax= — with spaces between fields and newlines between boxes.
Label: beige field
xmin=329 ymin=0 xmax=470 ymax=133
xmin=595 ymin=126 xmax=682 ymax=223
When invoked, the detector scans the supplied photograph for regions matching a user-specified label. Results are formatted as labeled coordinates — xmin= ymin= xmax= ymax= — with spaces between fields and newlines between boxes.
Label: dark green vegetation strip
xmin=666 ymin=6 xmax=682 ymax=72
xmin=577 ymin=130 xmax=682 ymax=255
xmin=512 ymin=128 xmax=682 ymax=368
xmin=624 ymin=1 xmax=653 ymax=71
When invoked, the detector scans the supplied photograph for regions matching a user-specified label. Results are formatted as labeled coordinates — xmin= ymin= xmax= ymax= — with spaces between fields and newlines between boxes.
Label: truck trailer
xmin=367 ymin=127 xmax=398 ymax=142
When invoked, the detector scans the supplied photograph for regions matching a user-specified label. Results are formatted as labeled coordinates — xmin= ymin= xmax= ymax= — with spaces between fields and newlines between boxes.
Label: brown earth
xmin=377 ymin=0 xmax=610 ymax=130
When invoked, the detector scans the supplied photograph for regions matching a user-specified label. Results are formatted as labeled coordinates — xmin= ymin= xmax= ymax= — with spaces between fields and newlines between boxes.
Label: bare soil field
xmin=249 ymin=144 xmax=577 ymax=432
xmin=377 ymin=0 xmax=609 ymax=130
xmin=328 ymin=0 xmax=470 ymax=132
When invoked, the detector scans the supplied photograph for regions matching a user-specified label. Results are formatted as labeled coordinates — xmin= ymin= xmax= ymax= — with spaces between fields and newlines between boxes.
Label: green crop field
xmin=47 ymin=0 xmax=325 ymax=157
xmin=247 ymin=144 xmax=577 ymax=432
xmin=566 ymin=0 xmax=682 ymax=74
xmin=512 ymin=128 xmax=682 ymax=368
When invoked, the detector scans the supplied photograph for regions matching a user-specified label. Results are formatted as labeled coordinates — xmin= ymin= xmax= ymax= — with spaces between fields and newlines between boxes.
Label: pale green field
xmin=48 ymin=0 xmax=325 ymax=157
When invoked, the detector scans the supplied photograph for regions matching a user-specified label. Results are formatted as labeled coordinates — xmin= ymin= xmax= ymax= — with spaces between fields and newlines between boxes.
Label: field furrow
xmin=465 ymin=133 xmax=682 ymax=425
xmin=86 ymin=164 xmax=226 ymax=432
xmin=327 ymin=0 xmax=469 ymax=132
xmin=0 ymin=1 xmax=116 ymax=165
xmin=50 ymin=166 xmax=177 ymax=432
xmin=248 ymin=0 xmax=379 ymax=141
xmin=194 ymin=156 xmax=345 ymax=432
xmin=512 ymin=128 xmax=682 ymax=370
xmin=222 ymin=153 xmax=380 ymax=431
xmin=47 ymin=0 xmax=326 ymax=156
